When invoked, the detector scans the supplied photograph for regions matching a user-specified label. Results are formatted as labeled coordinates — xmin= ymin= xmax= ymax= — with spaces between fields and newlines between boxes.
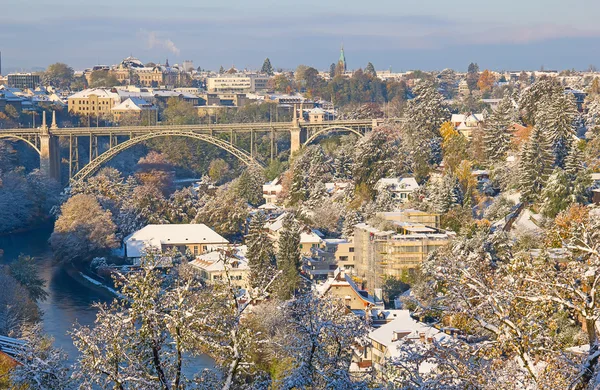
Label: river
xmin=0 ymin=224 xmax=213 ymax=373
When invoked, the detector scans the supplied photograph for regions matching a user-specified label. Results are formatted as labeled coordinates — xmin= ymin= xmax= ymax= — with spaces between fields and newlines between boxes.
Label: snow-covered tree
xmin=518 ymin=126 xmax=554 ymax=203
xmin=584 ymin=94 xmax=600 ymax=136
xmin=246 ymin=213 xmax=276 ymax=289
xmin=540 ymin=167 xmax=571 ymax=218
xmin=11 ymin=325 xmax=73 ymax=389
xmin=234 ymin=165 xmax=266 ymax=207
xmin=484 ymin=92 xmax=516 ymax=163
xmin=194 ymin=187 xmax=248 ymax=236
xmin=425 ymin=174 xmax=463 ymax=214
xmin=276 ymin=214 xmax=302 ymax=300
xmin=341 ymin=210 xmax=363 ymax=239
xmin=166 ymin=186 xmax=200 ymax=223
xmin=278 ymin=293 xmax=370 ymax=389
xmin=518 ymin=79 xmax=563 ymax=126
xmin=404 ymin=79 xmax=450 ymax=139
xmin=535 ymin=92 xmax=578 ymax=167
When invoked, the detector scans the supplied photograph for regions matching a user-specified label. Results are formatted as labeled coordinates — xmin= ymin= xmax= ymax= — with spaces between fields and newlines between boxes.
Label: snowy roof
xmin=112 ymin=97 xmax=154 ymax=111
xmin=69 ymin=88 xmax=119 ymax=100
xmin=309 ymin=107 xmax=325 ymax=114
xmin=368 ymin=310 xmax=444 ymax=348
xmin=125 ymin=224 xmax=229 ymax=258
xmin=591 ymin=173 xmax=600 ymax=182
xmin=375 ymin=177 xmax=419 ymax=192
xmin=189 ymin=246 xmax=249 ymax=272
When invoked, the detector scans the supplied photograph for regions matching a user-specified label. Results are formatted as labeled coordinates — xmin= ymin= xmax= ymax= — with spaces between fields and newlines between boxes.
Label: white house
xmin=375 ymin=177 xmax=420 ymax=202
xmin=124 ymin=224 xmax=229 ymax=261
xmin=262 ymin=177 xmax=283 ymax=205
xmin=451 ymin=113 xmax=486 ymax=139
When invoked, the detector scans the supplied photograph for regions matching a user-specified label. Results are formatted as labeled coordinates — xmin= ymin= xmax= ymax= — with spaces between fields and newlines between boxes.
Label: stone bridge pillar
xmin=290 ymin=125 xmax=306 ymax=154
xmin=39 ymin=111 xmax=61 ymax=182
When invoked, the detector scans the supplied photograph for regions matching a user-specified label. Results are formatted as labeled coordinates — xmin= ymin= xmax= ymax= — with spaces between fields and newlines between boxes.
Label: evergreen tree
xmin=329 ymin=63 xmax=336 ymax=78
xmin=261 ymin=58 xmax=274 ymax=76
xmin=484 ymin=92 xmax=516 ymax=163
xmin=404 ymin=80 xmax=450 ymax=139
xmin=535 ymin=93 xmax=577 ymax=167
xmin=438 ymin=68 xmax=458 ymax=98
xmin=234 ymin=165 xmax=266 ymax=206
xmin=466 ymin=62 xmax=480 ymax=92
xmin=365 ymin=62 xmax=377 ymax=77
xmin=540 ymin=168 xmax=571 ymax=217
xmin=246 ymin=213 xmax=276 ymax=289
xmin=518 ymin=127 xmax=554 ymax=203
xmin=219 ymin=65 xmax=225 ymax=74
xmin=276 ymin=214 xmax=302 ymax=300
xmin=518 ymin=79 xmax=563 ymax=126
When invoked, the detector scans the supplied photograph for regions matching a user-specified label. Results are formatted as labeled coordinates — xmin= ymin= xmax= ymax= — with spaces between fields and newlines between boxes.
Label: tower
xmin=338 ymin=45 xmax=347 ymax=73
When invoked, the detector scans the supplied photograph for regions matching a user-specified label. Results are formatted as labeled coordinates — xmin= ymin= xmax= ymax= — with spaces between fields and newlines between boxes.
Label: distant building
xmin=206 ymin=73 xmax=270 ymax=93
xmin=111 ymin=97 xmax=157 ymax=124
xmin=124 ymin=224 xmax=229 ymax=260
xmin=451 ymin=113 xmax=485 ymax=139
xmin=7 ymin=73 xmax=40 ymax=89
xmin=68 ymin=88 xmax=120 ymax=117
xmin=375 ymin=177 xmax=420 ymax=202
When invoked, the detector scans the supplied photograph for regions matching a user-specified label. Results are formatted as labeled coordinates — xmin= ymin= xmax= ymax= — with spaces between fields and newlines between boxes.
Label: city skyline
xmin=2 ymin=0 xmax=600 ymax=72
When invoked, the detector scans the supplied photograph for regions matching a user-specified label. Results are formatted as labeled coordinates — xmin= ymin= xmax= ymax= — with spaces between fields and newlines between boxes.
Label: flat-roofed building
xmin=206 ymin=73 xmax=270 ymax=93
xmin=354 ymin=219 xmax=449 ymax=290
xmin=7 ymin=73 xmax=40 ymax=89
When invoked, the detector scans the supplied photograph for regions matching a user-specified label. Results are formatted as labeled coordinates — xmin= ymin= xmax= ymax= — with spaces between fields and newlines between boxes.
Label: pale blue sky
xmin=1 ymin=0 xmax=599 ymax=72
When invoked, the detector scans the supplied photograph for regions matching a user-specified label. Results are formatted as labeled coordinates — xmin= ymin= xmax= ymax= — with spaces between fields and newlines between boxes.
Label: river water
xmin=0 ymin=224 xmax=213 ymax=373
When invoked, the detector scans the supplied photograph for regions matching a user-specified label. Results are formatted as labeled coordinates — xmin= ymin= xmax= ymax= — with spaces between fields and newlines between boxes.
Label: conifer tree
xmin=365 ymin=62 xmax=377 ymax=77
xmin=484 ymin=93 xmax=515 ymax=163
xmin=540 ymin=168 xmax=571 ymax=218
xmin=261 ymin=58 xmax=274 ymax=76
xmin=246 ymin=213 xmax=276 ymax=289
xmin=276 ymin=214 xmax=302 ymax=300
xmin=518 ymin=127 xmax=554 ymax=203
xmin=535 ymin=93 xmax=577 ymax=167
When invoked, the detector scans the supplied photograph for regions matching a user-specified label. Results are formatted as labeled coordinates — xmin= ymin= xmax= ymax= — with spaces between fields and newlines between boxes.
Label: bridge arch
xmin=303 ymin=126 xmax=365 ymax=146
xmin=0 ymin=134 xmax=41 ymax=155
xmin=70 ymin=130 xmax=262 ymax=184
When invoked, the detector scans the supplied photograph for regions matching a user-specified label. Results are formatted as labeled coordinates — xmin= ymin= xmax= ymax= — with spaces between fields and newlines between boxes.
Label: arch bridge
xmin=0 ymin=112 xmax=391 ymax=185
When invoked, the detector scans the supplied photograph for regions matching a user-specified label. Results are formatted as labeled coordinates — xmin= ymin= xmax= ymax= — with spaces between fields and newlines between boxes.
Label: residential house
xmin=451 ymin=113 xmax=485 ymax=139
xmin=262 ymin=177 xmax=283 ymax=205
xmin=124 ymin=224 xmax=229 ymax=261
xmin=375 ymin=177 xmax=420 ymax=202
xmin=264 ymin=212 xmax=323 ymax=256
xmin=189 ymin=246 xmax=249 ymax=288
xmin=317 ymin=269 xmax=383 ymax=314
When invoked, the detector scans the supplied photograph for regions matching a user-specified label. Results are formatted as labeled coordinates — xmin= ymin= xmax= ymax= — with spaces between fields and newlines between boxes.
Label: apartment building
xmin=206 ymin=73 xmax=270 ymax=93
xmin=68 ymin=88 xmax=120 ymax=117
xmin=354 ymin=212 xmax=449 ymax=290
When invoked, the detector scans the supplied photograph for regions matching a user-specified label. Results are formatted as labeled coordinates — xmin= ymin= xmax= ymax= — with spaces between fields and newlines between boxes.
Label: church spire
xmin=338 ymin=44 xmax=347 ymax=72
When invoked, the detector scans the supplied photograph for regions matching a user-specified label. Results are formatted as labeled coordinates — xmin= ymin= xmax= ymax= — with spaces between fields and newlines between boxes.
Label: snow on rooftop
xmin=125 ymin=224 xmax=229 ymax=258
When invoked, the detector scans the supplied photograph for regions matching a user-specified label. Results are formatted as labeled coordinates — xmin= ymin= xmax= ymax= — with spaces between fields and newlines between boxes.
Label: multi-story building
xmin=68 ymin=88 xmax=120 ymax=117
xmin=302 ymin=238 xmax=355 ymax=280
xmin=375 ymin=209 xmax=441 ymax=229
xmin=189 ymin=246 xmax=249 ymax=289
xmin=111 ymin=57 xmax=181 ymax=87
xmin=7 ymin=73 xmax=40 ymax=89
xmin=206 ymin=73 xmax=270 ymax=93
xmin=353 ymin=213 xmax=449 ymax=290
xmin=262 ymin=178 xmax=283 ymax=205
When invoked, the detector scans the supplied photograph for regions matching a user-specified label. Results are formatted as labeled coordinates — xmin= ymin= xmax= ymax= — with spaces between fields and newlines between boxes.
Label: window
xmin=194 ymin=246 xmax=198 ymax=255
xmin=349 ymin=247 xmax=354 ymax=252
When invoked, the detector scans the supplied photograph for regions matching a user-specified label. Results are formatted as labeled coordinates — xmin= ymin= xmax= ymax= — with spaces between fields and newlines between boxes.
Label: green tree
xmin=208 ymin=158 xmax=229 ymax=184
xmin=466 ymin=62 xmax=480 ymax=92
xmin=246 ymin=213 xmax=276 ymax=289
xmin=329 ymin=63 xmax=336 ymax=78
xmin=276 ymin=214 xmax=301 ymax=300
xmin=540 ymin=168 xmax=571 ymax=218
xmin=365 ymin=62 xmax=377 ymax=77
xmin=162 ymin=97 xmax=198 ymax=125
xmin=234 ymin=165 xmax=265 ymax=206
xmin=8 ymin=255 xmax=48 ymax=302
xmin=89 ymin=70 xmax=119 ymax=88
xmin=43 ymin=63 xmax=75 ymax=89
xmin=518 ymin=127 xmax=554 ymax=203
xmin=261 ymin=58 xmax=274 ymax=76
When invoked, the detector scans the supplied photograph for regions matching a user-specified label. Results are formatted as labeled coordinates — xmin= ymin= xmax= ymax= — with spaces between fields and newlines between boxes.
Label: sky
xmin=1 ymin=0 xmax=600 ymax=73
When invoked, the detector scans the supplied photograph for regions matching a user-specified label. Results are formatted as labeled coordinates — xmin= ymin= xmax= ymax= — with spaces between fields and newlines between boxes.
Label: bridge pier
xmin=39 ymin=112 xmax=61 ymax=182
xmin=290 ymin=126 xmax=306 ymax=154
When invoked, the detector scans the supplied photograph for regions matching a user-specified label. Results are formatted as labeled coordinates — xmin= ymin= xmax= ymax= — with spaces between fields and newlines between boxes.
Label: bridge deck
xmin=0 ymin=119 xmax=387 ymax=137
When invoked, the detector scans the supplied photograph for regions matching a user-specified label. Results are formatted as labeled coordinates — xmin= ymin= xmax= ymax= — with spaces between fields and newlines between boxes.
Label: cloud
xmin=138 ymin=29 xmax=180 ymax=56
